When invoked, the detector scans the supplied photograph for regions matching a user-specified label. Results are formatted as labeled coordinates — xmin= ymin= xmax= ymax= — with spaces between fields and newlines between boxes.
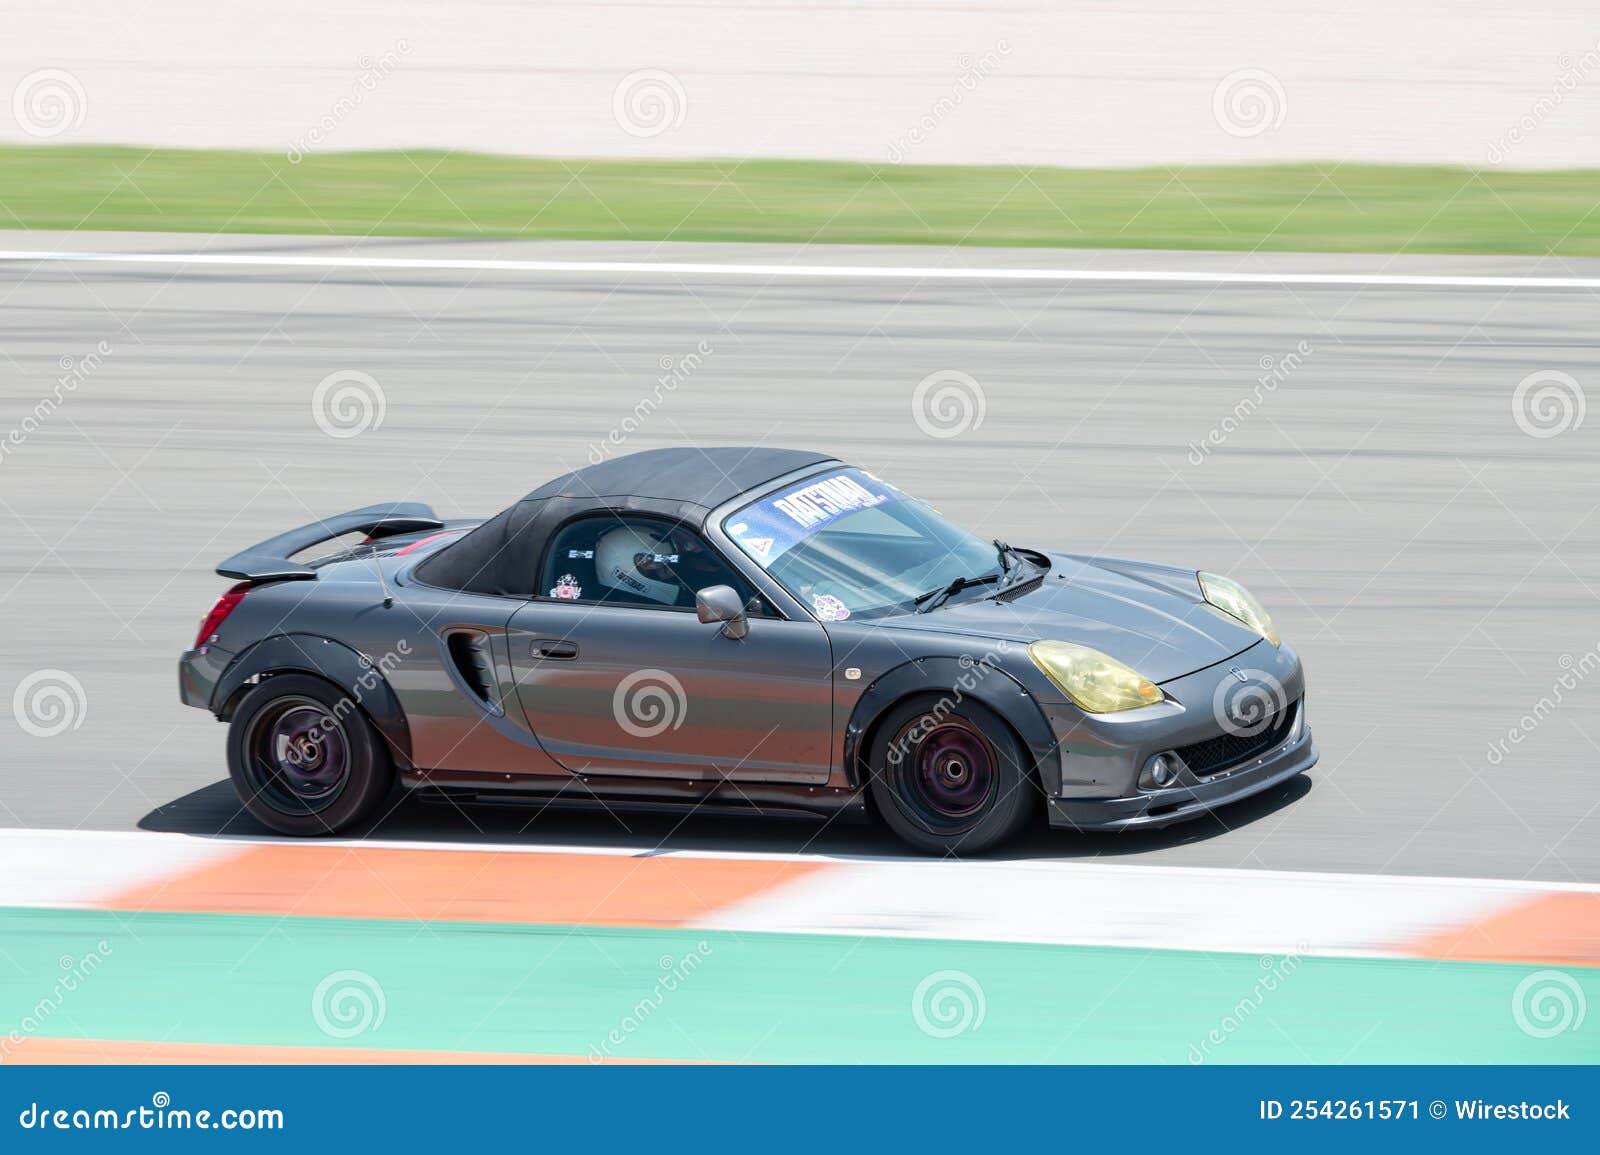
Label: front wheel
xmin=865 ymin=697 xmax=1036 ymax=855
xmin=226 ymin=674 xmax=394 ymax=836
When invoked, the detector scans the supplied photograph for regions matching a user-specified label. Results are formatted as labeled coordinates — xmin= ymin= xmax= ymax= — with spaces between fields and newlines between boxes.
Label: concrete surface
xmin=0 ymin=232 xmax=1597 ymax=881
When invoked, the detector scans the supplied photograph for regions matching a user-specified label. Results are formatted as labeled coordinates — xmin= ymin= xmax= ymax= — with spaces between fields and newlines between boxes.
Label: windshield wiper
xmin=913 ymin=571 xmax=1000 ymax=614
xmin=990 ymin=540 xmax=1045 ymax=598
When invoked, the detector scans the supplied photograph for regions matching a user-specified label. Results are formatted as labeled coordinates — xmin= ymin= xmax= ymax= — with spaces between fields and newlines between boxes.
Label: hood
xmin=872 ymin=553 xmax=1263 ymax=684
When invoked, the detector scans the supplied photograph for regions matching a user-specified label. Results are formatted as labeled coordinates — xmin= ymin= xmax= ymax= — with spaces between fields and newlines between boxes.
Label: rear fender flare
xmin=843 ymin=656 xmax=1060 ymax=791
xmin=213 ymin=633 xmax=413 ymax=770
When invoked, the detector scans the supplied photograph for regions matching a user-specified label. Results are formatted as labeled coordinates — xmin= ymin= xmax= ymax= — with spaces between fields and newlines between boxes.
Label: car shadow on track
xmin=137 ymin=773 xmax=1313 ymax=863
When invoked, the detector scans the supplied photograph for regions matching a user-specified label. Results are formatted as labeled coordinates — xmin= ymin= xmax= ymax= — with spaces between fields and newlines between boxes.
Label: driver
xmin=594 ymin=524 xmax=726 ymax=607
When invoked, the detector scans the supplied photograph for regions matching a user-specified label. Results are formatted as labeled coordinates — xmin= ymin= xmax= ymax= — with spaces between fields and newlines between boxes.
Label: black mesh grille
xmin=1174 ymin=700 xmax=1299 ymax=777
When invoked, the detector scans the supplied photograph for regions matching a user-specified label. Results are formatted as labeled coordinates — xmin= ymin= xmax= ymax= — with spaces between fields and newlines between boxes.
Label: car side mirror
xmin=695 ymin=584 xmax=749 ymax=640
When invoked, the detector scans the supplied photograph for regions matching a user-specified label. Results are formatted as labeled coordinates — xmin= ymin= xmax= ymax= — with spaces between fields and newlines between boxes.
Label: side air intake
xmin=445 ymin=630 xmax=503 ymax=716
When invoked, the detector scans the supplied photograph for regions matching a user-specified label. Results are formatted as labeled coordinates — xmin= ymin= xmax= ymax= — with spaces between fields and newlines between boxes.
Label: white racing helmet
xmin=594 ymin=524 xmax=680 ymax=605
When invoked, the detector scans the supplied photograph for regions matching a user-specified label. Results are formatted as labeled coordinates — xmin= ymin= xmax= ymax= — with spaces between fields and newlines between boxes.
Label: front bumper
xmin=1046 ymin=728 xmax=1316 ymax=831
xmin=1040 ymin=638 xmax=1316 ymax=831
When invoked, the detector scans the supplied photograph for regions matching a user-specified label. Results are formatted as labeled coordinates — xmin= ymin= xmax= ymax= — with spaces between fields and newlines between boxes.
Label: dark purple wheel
xmin=889 ymin=716 xmax=999 ymax=832
xmin=242 ymin=695 xmax=351 ymax=814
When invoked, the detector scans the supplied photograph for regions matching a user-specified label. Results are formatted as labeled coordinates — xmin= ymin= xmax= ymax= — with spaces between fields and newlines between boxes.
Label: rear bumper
xmin=177 ymin=646 xmax=232 ymax=712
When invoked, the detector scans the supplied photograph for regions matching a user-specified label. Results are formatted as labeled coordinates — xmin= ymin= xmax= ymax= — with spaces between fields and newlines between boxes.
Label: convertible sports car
xmin=178 ymin=447 xmax=1315 ymax=853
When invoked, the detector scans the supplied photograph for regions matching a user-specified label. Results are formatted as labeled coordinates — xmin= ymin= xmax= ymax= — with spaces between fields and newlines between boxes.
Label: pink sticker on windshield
xmin=812 ymin=593 xmax=851 ymax=621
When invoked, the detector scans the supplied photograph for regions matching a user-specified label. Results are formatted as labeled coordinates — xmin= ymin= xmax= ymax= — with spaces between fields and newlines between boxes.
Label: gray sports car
xmin=178 ymin=447 xmax=1316 ymax=854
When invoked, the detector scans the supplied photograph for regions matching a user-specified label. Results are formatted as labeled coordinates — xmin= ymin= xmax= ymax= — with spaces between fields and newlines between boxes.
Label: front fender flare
xmin=212 ymin=633 xmax=413 ymax=770
xmin=843 ymin=656 xmax=1060 ymax=791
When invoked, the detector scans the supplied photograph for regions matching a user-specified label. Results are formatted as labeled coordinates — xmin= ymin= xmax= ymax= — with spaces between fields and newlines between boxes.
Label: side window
xmin=541 ymin=516 xmax=757 ymax=611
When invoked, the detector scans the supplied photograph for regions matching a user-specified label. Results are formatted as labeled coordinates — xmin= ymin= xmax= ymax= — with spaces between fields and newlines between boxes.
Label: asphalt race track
xmin=2 ymin=233 xmax=1597 ymax=882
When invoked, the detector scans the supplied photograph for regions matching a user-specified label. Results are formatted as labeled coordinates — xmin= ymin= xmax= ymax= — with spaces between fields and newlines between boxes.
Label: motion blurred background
xmin=0 ymin=0 xmax=1595 ymax=1065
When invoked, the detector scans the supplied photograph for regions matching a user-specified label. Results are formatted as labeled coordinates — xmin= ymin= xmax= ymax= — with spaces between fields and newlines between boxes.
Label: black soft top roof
xmin=414 ymin=447 xmax=838 ymax=597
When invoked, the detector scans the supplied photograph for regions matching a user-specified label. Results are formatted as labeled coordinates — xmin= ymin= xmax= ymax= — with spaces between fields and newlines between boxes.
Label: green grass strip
xmin=3 ymin=907 xmax=1595 ymax=1063
xmin=2 ymin=147 xmax=1600 ymax=255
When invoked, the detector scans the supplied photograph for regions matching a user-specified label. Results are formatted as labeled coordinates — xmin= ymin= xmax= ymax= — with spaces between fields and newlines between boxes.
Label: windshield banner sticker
xmin=727 ymin=470 xmax=900 ymax=566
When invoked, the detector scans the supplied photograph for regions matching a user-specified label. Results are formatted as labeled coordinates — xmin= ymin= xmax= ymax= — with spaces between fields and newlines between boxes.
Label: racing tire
xmin=226 ymin=674 xmax=395 ymax=836
xmin=865 ymin=696 xmax=1036 ymax=855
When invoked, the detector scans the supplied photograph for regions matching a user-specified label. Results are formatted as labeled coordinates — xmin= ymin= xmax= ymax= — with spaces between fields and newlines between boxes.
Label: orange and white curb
xmin=1 ymin=828 xmax=1594 ymax=966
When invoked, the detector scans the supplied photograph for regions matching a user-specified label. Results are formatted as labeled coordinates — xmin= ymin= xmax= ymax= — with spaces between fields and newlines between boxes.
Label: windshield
xmin=722 ymin=468 xmax=999 ymax=620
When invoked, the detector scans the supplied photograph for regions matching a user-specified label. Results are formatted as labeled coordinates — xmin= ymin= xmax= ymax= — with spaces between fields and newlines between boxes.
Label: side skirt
xmin=400 ymin=768 xmax=872 ymax=824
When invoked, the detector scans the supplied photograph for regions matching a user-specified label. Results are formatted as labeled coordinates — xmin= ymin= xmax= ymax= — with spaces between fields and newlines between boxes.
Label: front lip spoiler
xmin=1045 ymin=733 xmax=1318 ymax=832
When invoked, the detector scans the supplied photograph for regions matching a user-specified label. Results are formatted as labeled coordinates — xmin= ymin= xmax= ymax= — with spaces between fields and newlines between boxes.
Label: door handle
xmin=533 ymin=639 xmax=579 ymax=660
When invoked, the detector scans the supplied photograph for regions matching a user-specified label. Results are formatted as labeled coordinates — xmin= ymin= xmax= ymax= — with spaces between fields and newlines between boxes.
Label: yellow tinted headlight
xmin=1199 ymin=572 xmax=1280 ymax=647
xmin=1027 ymin=640 xmax=1164 ymax=714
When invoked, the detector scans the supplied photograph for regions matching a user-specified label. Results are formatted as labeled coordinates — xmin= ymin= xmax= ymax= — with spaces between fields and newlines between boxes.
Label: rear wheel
xmin=226 ymin=674 xmax=394 ymax=836
xmin=865 ymin=697 xmax=1036 ymax=855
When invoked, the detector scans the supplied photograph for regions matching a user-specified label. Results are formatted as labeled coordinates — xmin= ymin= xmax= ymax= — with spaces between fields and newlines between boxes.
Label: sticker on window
xmin=812 ymin=593 xmax=851 ymax=621
xmin=550 ymin=574 xmax=583 ymax=600
xmin=725 ymin=469 xmax=904 ymax=568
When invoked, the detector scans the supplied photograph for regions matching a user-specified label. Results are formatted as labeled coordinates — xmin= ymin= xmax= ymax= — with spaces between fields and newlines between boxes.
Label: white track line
xmin=2 ymin=249 xmax=1599 ymax=289
xmin=5 ymin=826 xmax=1597 ymax=892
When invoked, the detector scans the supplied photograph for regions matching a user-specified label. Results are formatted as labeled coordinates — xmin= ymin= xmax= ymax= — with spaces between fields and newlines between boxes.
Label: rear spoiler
xmin=216 ymin=502 xmax=444 ymax=582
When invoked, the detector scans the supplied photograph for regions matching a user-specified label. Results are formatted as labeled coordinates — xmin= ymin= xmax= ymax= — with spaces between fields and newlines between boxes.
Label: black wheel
xmin=226 ymin=674 xmax=394 ymax=836
xmin=865 ymin=696 xmax=1036 ymax=855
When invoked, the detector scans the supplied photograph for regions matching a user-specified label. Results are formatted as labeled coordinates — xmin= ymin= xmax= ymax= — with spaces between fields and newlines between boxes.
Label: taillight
xmin=194 ymin=583 xmax=250 ymax=649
